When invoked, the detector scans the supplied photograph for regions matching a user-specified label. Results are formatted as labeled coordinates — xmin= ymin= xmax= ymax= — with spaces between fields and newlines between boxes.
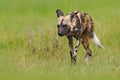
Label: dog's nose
xmin=58 ymin=33 xmax=62 ymax=36
xmin=58 ymin=33 xmax=63 ymax=36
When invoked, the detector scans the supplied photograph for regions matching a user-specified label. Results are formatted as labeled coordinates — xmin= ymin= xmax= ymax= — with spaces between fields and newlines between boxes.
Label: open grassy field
xmin=0 ymin=0 xmax=120 ymax=80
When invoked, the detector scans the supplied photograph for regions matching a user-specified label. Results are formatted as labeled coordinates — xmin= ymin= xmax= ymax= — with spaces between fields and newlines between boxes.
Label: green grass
xmin=0 ymin=0 xmax=120 ymax=80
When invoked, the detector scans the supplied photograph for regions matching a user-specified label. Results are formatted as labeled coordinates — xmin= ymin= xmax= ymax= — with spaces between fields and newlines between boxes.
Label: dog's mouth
xmin=58 ymin=33 xmax=65 ymax=37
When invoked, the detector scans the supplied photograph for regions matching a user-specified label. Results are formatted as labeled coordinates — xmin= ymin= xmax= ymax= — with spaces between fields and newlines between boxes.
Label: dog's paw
xmin=73 ymin=51 xmax=77 ymax=57
xmin=85 ymin=55 xmax=92 ymax=63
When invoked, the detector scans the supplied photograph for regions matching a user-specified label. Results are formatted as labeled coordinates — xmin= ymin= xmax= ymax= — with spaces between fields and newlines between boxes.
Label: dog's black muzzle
xmin=58 ymin=33 xmax=64 ymax=36
xmin=58 ymin=25 xmax=69 ymax=37
xmin=58 ymin=30 xmax=66 ymax=36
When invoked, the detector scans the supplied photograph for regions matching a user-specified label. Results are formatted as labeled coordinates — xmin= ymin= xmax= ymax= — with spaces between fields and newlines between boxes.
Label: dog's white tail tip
xmin=92 ymin=32 xmax=105 ymax=50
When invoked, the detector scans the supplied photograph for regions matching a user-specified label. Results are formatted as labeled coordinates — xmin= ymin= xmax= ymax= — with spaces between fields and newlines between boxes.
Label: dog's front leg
xmin=73 ymin=38 xmax=80 ymax=57
xmin=67 ymin=36 xmax=76 ymax=64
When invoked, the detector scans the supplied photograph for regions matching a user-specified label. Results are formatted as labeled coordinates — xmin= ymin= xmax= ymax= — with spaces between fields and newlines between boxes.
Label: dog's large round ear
xmin=56 ymin=9 xmax=64 ymax=17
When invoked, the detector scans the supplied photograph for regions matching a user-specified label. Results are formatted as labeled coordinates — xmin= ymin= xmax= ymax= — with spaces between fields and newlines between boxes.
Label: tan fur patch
xmin=57 ymin=16 xmax=64 ymax=25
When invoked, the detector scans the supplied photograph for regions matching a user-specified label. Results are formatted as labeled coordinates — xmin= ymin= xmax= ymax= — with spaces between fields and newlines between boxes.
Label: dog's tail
xmin=92 ymin=31 xmax=105 ymax=50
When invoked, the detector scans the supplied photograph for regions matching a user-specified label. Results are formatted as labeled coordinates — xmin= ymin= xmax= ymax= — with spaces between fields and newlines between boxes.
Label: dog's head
xmin=56 ymin=9 xmax=79 ymax=37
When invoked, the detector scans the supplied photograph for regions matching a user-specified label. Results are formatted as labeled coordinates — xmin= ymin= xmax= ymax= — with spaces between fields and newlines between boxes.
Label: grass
xmin=0 ymin=0 xmax=120 ymax=80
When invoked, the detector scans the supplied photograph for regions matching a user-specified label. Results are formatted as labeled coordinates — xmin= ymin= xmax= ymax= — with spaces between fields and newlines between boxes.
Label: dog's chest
xmin=70 ymin=27 xmax=81 ymax=39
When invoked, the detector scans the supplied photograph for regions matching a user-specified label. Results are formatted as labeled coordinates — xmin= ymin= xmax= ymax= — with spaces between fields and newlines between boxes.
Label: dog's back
xmin=76 ymin=11 xmax=104 ymax=49
xmin=75 ymin=11 xmax=94 ymax=36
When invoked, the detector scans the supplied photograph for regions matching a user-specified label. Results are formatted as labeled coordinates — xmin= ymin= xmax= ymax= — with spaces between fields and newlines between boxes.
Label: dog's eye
xmin=63 ymin=25 xmax=67 ymax=27
xmin=57 ymin=25 xmax=60 ymax=28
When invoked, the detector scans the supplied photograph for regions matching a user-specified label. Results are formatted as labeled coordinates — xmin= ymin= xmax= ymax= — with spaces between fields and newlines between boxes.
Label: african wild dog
xmin=56 ymin=9 xmax=104 ymax=64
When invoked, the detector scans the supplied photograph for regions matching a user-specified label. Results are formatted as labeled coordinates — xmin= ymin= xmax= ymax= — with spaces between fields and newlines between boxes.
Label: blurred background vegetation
xmin=0 ymin=0 xmax=120 ymax=80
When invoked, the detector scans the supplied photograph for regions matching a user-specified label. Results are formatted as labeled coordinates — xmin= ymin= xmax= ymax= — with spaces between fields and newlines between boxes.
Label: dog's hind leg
xmin=67 ymin=36 xmax=76 ymax=64
xmin=82 ymin=37 xmax=92 ymax=63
